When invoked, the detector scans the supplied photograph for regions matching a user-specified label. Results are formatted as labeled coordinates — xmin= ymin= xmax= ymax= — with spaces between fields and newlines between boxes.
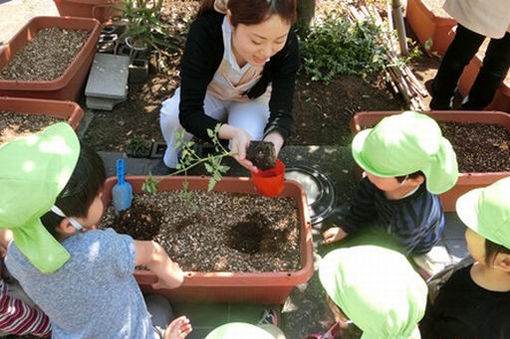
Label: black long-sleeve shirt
xmin=178 ymin=11 xmax=299 ymax=141
xmin=339 ymin=177 xmax=445 ymax=255
xmin=420 ymin=265 xmax=510 ymax=339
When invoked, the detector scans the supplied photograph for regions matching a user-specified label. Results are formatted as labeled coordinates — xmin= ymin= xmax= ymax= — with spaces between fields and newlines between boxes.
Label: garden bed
xmin=101 ymin=190 xmax=301 ymax=272
xmin=0 ymin=27 xmax=90 ymax=81
xmin=0 ymin=112 xmax=61 ymax=144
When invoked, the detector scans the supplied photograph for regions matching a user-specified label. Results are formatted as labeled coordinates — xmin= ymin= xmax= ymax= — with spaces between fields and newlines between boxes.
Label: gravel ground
xmin=440 ymin=121 xmax=510 ymax=172
xmin=0 ymin=27 xmax=90 ymax=81
xmin=0 ymin=112 xmax=62 ymax=144
xmin=101 ymin=190 xmax=302 ymax=272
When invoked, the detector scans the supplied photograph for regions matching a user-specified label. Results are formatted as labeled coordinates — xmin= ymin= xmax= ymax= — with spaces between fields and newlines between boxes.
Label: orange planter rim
xmin=101 ymin=175 xmax=315 ymax=287
xmin=0 ymin=16 xmax=101 ymax=91
xmin=0 ymin=96 xmax=84 ymax=130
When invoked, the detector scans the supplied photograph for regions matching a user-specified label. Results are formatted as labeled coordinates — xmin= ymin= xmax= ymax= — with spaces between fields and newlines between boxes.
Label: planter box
xmin=458 ymin=54 xmax=510 ymax=113
xmin=406 ymin=0 xmax=456 ymax=56
xmin=350 ymin=111 xmax=510 ymax=212
xmin=0 ymin=16 xmax=101 ymax=101
xmin=102 ymin=176 xmax=314 ymax=304
xmin=0 ymin=97 xmax=84 ymax=131
xmin=54 ymin=0 xmax=120 ymax=23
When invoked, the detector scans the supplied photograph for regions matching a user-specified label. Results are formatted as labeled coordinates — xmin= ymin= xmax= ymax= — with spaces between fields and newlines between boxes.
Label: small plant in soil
xmin=246 ymin=141 xmax=276 ymax=171
xmin=126 ymin=136 xmax=152 ymax=157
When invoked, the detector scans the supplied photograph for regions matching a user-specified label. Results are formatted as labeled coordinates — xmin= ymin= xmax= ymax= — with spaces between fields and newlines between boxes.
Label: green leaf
xmin=207 ymin=178 xmax=217 ymax=192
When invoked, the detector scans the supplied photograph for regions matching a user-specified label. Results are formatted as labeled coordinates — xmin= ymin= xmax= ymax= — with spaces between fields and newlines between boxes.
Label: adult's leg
xmin=226 ymin=97 xmax=270 ymax=150
xmin=462 ymin=32 xmax=510 ymax=110
xmin=160 ymin=89 xmax=228 ymax=168
xmin=430 ymin=25 xmax=485 ymax=109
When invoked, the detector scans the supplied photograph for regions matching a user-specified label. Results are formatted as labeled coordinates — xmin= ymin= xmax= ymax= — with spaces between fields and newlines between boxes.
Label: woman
xmin=159 ymin=0 xmax=298 ymax=173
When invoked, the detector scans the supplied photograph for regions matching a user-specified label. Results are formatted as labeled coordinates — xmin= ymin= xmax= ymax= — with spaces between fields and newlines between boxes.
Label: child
xmin=0 ymin=123 xmax=191 ymax=338
xmin=158 ymin=0 xmax=299 ymax=173
xmin=0 ymin=230 xmax=51 ymax=337
xmin=322 ymin=111 xmax=458 ymax=275
xmin=318 ymin=245 xmax=428 ymax=338
xmin=420 ymin=177 xmax=510 ymax=338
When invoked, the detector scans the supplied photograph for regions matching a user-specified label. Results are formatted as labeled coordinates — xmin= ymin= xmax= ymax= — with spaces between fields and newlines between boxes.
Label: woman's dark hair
xmin=396 ymin=170 xmax=424 ymax=183
xmin=198 ymin=0 xmax=297 ymax=26
xmin=485 ymin=238 xmax=510 ymax=266
xmin=40 ymin=142 xmax=106 ymax=237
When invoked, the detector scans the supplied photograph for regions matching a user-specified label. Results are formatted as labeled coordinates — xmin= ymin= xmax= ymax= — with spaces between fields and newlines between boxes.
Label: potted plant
xmin=350 ymin=111 xmax=510 ymax=211
xmin=53 ymin=0 xmax=121 ymax=23
xmin=0 ymin=16 xmax=101 ymax=101
xmin=101 ymin=175 xmax=314 ymax=304
xmin=406 ymin=0 xmax=456 ymax=56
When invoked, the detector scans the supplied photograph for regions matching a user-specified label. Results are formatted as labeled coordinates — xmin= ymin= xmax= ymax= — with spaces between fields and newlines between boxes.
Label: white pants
xmin=160 ymin=88 xmax=270 ymax=168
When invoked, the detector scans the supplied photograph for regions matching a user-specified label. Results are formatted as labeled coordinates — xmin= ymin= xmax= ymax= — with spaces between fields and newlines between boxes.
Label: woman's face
xmin=229 ymin=14 xmax=291 ymax=67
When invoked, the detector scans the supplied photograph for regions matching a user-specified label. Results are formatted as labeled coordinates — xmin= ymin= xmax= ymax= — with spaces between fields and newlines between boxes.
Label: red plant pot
xmin=251 ymin=159 xmax=286 ymax=197
xmin=350 ymin=111 xmax=510 ymax=212
xmin=0 ymin=16 xmax=101 ymax=101
xmin=53 ymin=0 xmax=120 ymax=23
xmin=0 ymin=96 xmax=84 ymax=131
xmin=406 ymin=0 xmax=457 ymax=56
xmin=101 ymin=176 xmax=314 ymax=304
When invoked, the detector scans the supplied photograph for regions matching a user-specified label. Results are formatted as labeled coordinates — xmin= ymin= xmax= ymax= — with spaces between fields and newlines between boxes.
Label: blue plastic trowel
xmin=112 ymin=159 xmax=133 ymax=215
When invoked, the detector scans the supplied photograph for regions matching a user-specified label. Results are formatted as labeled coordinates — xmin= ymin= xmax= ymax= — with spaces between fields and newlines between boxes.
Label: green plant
xmin=141 ymin=124 xmax=234 ymax=205
xmin=113 ymin=0 xmax=178 ymax=53
xmin=126 ymin=136 xmax=151 ymax=156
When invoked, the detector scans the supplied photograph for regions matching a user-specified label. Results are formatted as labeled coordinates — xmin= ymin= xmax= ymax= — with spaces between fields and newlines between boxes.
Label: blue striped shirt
xmin=340 ymin=177 xmax=445 ymax=255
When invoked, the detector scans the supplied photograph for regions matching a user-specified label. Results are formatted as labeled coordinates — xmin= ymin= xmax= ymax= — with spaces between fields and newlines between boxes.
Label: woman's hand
xmin=263 ymin=131 xmax=284 ymax=156
xmin=219 ymin=125 xmax=257 ymax=172
xmin=0 ymin=229 xmax=13 ymax=258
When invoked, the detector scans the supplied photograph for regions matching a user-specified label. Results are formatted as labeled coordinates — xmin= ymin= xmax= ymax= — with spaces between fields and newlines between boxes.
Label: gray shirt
xmin=5 ymin=228 xmax=157 ymax=339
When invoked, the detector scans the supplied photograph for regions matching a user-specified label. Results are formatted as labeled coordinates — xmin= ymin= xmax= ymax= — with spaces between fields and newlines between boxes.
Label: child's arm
xmin=134 ymin=240 xmax=184 ymax=289
xmin=0 ymin=280 xmax=51 ymax=337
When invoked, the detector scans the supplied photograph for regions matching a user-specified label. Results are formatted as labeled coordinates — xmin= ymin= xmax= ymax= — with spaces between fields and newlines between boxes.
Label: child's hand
xmin=322 ymin=227 xmax=348 ymax=245
xmin=165 ymin=316 xmax=192 ymax=339
xmin=151 ymin=260 xmax=184 ymax=290
xmin=0 ymin=229 xmax=13 ymax=257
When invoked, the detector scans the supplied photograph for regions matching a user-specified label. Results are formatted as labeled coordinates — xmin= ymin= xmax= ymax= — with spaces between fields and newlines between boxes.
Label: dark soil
xmin=100 ymin=190 xmax=301 ymax=272
xmin=439 ymin=121 xmax=510 ymax=172
xmin=0 ymin=112 xmax=62 ymax=144
xmin=246 ymin=141 xmax=276 ymax=170
xmin=0 ymin=28 xmax=90 ymax=81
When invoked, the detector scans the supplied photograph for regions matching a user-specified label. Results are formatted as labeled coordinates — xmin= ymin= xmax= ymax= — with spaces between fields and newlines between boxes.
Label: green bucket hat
xmin=0 ymin=122 xmax=80 ymax=273
xmin=319 ymin=245 xmax=427 ymax=339
xmin=352 ymin=111 xmax=458 ymax=194
xmin=456 ymin=177 xmax=510 ymax=249
xmin=205 ymin=323 xmax=275 ymax=339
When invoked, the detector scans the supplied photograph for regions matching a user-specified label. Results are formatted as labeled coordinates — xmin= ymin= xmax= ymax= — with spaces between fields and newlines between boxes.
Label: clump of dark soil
xmin=114 ymin=200 xmax=163 ymax=240
xmin=101 ymin=190 xmax=301 ymax=272
xmin=0 ymin=112 xmax=62 ymax=144
xmin=440 ymin=121 xmax=510 ymax=172
xmin=0 ymin=27 xmax=90 ymax=81
xmin=246 ymin=141 xmax=276 ymax=170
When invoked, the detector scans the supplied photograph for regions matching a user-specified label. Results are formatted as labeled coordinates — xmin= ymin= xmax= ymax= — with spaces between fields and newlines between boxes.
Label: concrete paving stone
xmin=444 ymin=239 xmax=470 ymax=261
xmin=443 ymin=212 xmax=467 ymax=240
xmin=77 ymin=108 xmax=95 ymax=138
xmin=86 ymin=96 xmax=126 ymax=111
xmin=172 ymin=302 xmax=229 ymax=328
xmin=85 ymin=53 xmax=130 ymax=100
xmin=227 ymin=304 xmax=268 ymax=323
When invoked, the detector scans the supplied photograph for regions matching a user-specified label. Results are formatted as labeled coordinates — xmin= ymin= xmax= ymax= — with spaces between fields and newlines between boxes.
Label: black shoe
xmin=150 ymin=161 xmax=175 ymax=176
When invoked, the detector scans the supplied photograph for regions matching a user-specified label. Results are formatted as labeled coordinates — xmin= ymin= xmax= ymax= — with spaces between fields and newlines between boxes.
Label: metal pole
xmin=392 ymin=0 xmax=409 ymax=56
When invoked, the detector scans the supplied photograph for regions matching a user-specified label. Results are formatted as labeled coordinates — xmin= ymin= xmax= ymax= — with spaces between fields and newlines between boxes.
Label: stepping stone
xmin=86 ymin=96 xmax=125 ymax=111
xmin=85 ymin=53 xmax=130 ymax=103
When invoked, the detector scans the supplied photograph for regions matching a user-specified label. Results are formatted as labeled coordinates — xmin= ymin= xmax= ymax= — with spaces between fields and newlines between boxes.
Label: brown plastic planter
xmin=0 ymin=16 xmax=101 ymax=101
xmin=54 ymin=0 xmax=120 ymax=23
xmin=350 ymin=111 xmax=510 ymax=212
xmin=458 ymin=55 xmax=510 ymax=113
xmin=0 ymin=97 xmax=84 ymax=130
xmin=102 ymin=176 xmax=314 ymax=304
xmin=406 ymin=0 xmax=456 ymax=56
